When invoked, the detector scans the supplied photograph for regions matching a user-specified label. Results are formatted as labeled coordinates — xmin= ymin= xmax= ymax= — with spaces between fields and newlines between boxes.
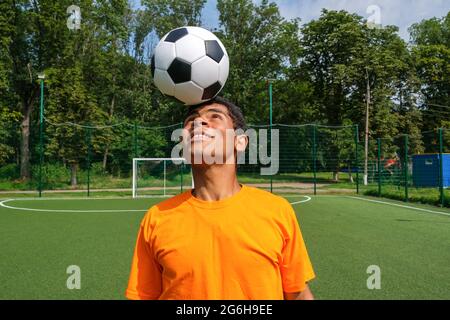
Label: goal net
xmin=132 ymin=158 xmax=193 ymax=198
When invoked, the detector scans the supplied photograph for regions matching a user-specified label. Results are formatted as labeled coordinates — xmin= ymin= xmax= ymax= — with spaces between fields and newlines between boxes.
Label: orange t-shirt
xmin=125 ymin=185 xmax=315 ymax=300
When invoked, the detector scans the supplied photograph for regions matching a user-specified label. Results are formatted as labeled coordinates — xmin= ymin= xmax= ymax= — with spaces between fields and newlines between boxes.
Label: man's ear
xmin=235 ymin=134 xmax=248 ymax=153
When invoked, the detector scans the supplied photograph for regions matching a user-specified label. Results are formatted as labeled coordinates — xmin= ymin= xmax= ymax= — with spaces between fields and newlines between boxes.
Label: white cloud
xmin=275 ymin=0 xmax=450 ymax=40
xmin=200 ymin=0 xmax=449 ymax=40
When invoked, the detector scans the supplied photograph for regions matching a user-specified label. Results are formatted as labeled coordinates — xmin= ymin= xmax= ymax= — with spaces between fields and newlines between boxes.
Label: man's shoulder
xmin=243 ymin=185 xmax=291 ymax=207
xmin=148 ymin=190 xmax=192 ymax=214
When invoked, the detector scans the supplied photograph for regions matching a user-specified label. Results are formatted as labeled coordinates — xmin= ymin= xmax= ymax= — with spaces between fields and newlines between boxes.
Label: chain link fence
xmin=0 ymin=118 xmax=448 ymax=207
xmin=360 ymin=129 xmax=449 ymax=207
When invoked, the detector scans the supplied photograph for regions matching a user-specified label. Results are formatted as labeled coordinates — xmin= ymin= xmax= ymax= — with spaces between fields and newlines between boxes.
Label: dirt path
xmin=0 ymin=182 xmax=356 ymax=195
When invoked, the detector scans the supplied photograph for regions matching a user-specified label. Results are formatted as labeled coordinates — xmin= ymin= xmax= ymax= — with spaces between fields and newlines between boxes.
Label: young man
xmin=125 ymin=96 xmax=315 ymax=300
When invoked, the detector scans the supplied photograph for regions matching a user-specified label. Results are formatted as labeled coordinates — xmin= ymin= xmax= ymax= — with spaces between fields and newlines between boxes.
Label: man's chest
xmin=151 ymin=215 xmax=285 ymax=274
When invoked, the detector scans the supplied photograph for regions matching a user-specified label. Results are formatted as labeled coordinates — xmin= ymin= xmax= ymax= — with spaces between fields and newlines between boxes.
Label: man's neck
xmin=191 ymin=164 xmax=241 ymax=201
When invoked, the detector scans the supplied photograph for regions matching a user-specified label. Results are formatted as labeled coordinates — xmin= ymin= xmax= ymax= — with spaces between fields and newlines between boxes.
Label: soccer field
xmin=0 ymin=194 xmax=449 ymax=300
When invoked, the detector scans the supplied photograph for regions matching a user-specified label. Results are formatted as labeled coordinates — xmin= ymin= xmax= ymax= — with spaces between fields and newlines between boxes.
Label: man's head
xmin=182 ymin=96 xmax=248 ymax=165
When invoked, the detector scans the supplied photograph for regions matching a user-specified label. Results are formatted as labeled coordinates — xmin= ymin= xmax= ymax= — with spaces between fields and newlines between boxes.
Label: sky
xmin=200 ymin=0 xmax=450 ymax=41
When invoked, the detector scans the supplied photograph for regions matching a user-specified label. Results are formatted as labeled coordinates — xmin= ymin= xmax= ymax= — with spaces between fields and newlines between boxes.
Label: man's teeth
xmin=192 ymin=133 xmax=213 ymax=140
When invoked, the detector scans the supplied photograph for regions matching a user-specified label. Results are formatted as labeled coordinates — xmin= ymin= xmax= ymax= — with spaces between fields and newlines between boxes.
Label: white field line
xmin=0 ymin=199 xmax=146 ymax=213
xmin=290 ymin=196 xmax=312 ymax=205
xmin=347 ymin=196 xmax=450 ymax=217
xmin=0 ymin=195 xmax=168 ymax=201
xmin=0 ymin=195 xmax=312 ymax=213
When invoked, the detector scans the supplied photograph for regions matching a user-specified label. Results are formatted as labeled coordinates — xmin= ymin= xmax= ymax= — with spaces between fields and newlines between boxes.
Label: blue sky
xmin=200 ymin=0 xmax=450 ymax=41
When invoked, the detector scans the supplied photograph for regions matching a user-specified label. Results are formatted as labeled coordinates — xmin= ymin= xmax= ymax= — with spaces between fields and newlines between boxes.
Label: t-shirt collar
xmin=187 ymin=184 xmax=247 ymax=209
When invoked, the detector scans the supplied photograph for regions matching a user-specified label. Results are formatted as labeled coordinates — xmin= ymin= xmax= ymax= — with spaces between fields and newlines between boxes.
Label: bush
xmin=0 ymin=163 xmax=19 ymax=180
xmin=364 ymin=186 xmax=450 ymax=208
xmin=30 ymin=163 xmax=71 ymax=189
xmin=90 ymin=162 xmax=108 ymax=176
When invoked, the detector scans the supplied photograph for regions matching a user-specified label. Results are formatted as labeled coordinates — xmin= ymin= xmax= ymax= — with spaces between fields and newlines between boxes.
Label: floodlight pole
xmin=267 ymin=79 xmax=276 ymax=193
xmin=269 ymin=82 xmax=273 ymax=128
xmin=38 ymin=73 xmax=45 ymax=198
xmin=364 ymin=67 xmax=371 ymax=186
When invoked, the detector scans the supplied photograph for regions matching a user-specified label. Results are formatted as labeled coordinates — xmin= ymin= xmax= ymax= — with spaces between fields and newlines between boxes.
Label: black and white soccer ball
xmin=151 ymin=26 xmax=229 ymax=106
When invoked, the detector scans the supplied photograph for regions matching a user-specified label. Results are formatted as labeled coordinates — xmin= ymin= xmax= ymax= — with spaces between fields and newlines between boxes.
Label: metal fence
xmin=0 ymin=119 xmax=448 ymax=207
xmin=360 ymin=129 xmax=449 ymax=207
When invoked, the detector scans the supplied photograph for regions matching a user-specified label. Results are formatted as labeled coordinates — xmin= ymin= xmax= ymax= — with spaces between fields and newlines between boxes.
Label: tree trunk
xmin=102 ymin=147 xmax=109 ymax=170
xmin=102 ymin=75 xmax=115 ymax=171
xmin=348 ymin=162 xmax=354 ymax=183
xmin=19 ymin=98 xmax=35 ymax=180
xmin=70 ymin=162 xmax=78 ymax=187
xmin=333 ymin=171 xmax=339 ymax=182
xmin=19 ymin=82 xmax=38 ymax=181
xmin=20 ymin=112 xmax=31 ymax=180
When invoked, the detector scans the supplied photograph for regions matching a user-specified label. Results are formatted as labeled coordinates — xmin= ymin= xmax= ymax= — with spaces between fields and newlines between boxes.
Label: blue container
xmin=412 ymin=154 xmax=450 ymax=188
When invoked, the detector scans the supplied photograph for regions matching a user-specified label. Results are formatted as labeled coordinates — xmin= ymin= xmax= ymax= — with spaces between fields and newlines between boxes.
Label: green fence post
xmin=377 ymin=138 xmax=381 ymax=197
xmin=404 ymin=134 xmax=409 ymax=203
xmin=38 ymin=77 xmax=44 ymax=197
xmin=312 ymin=124 xmax=317 ymax=195
xmin=354 ymin=125 xmax=359 ymax=194
xmin=439 ymin=128 xmax=444 ymax=207
xmin=133 ymin=121 xmax=138 ymax=158
xmin=86 ymin=125 xmax=92 ymax=197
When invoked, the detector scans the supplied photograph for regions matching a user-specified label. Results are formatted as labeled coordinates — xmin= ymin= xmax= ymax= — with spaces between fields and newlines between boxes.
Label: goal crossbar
xmin=132 ymin=158 xmax=187 ymax=198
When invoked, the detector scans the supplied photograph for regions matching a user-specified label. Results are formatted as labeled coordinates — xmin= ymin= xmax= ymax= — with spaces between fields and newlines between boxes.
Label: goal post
xmin=132 ymin=158 xmax=193 ymax=198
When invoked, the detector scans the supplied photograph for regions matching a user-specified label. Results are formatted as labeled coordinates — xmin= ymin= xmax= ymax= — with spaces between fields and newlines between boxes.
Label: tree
xmin=141 ymin=0 xmax=206 ymax=38
xmin=410 ymin=12 xmax=450 ymax=133
xmin=300 ymin=10 xmax=417 ymax=182
xmin=216 ymin=0 xmax=303 ymax=124
xmin=0 ymin=0 xmax=14 ymax=94
xmin=0 ymin=107 xmax=20 ymax=166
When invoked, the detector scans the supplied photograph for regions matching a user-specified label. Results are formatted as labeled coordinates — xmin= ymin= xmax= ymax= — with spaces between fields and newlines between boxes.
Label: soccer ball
xmin=151 ymin=26 xmax=229 ymax=106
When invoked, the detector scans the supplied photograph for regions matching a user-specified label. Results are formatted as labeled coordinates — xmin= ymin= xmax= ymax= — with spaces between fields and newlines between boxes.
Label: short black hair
xmin=185 ymin=96 xmax=247 ymax=131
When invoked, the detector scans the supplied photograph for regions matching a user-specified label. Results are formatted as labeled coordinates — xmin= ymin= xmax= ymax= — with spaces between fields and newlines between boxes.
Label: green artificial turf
xmin=0 ymin=194 xmax=449 ymax=299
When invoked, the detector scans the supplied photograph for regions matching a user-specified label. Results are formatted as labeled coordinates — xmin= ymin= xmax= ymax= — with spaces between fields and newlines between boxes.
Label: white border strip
xmin=347 ymin=196 xmax=450 ymax=217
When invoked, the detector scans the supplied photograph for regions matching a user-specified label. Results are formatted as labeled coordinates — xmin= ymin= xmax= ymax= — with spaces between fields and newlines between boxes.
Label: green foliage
xmin=0 ymin=0 xmax=14 ymax=92
xmin=364 ymin=187 xmax=450 ymax=208
xmin=0 ymin=107 xmax=20 ymax=165
xmin=410 ymin=13 xmax=450 ymax=132
xmin=0 ymin=0 xmax=448 ymax=199
xmin=0 ymin=163 xmax=19 ymax=180
xmin=216 ymin=0 xmax=303 ymax=123
xmin=141 ymin=0 xmax=206 ymax=38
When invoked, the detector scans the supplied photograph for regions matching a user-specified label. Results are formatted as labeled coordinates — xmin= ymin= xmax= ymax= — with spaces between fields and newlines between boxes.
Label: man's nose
xmin=193 ymin=117 xmax=208 ymax=128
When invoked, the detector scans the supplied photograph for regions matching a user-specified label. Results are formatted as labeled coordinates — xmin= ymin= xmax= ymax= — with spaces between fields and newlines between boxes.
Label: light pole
xmin=266 ymin=79 xmax=276 ymax=128
xmin=266 ymin=78 xmax=276 ymax=193
xmin=364 ymin=67 xmax=371 ymax=186
xmin=38 ymin=72 xmax=45 ymax=197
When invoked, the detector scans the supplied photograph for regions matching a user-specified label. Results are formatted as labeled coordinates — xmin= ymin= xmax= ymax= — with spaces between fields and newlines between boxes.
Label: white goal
xmin=132 ymin=158 xmax=193 ymax=198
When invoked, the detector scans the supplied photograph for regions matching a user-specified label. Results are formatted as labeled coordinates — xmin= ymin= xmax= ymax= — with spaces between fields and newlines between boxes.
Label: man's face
xmin=183 ymin=103 xmax=247 ymax=165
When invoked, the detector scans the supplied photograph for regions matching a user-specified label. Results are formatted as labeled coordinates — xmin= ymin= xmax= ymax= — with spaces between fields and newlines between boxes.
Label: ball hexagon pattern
xmin=151 ymin=26 xmax=229 ymax=105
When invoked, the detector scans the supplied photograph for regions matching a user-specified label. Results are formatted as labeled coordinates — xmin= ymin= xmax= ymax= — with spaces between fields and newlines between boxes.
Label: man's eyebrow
xmin=184 ymin=107 xmax=230 ymax=123
xmin=204 ymin=107 xmax=229 ymax=116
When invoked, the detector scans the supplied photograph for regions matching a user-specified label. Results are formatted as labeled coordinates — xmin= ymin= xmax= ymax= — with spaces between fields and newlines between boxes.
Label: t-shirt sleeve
xmin=125 ymin=210 xmax=162 ymax=300
xmin=280 ymin=201 xmax=316 ymax=293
